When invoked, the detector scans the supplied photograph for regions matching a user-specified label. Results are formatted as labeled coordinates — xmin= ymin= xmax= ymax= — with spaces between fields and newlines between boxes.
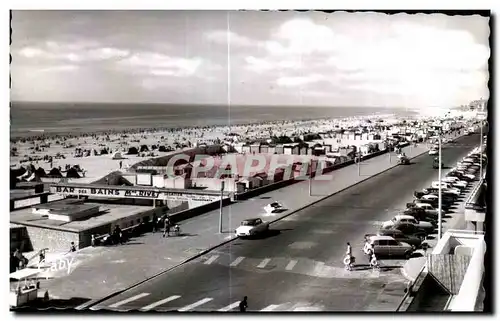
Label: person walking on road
xmin=363 ymin=241 xmax=374 ymax=263
xmin=239 ymin=296 xmax=248 ymax=312
xmin=163 ymin=215 xmax=171 ymax=238
xmin=152 ymin=213 xmax=158 ymax=233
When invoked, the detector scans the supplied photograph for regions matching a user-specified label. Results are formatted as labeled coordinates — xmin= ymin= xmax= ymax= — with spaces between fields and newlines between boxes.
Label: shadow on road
xmin=11 ymin=297 xmax=91 ymax=311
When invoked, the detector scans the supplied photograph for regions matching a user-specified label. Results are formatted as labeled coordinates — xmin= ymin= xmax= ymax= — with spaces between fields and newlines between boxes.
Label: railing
xmin=396 ymin=264 xmax=428 ymax=311
xmin=446 ymin=229 xmax=485 ymax=235
xmin=465 ymin=176 xmax=485 ymax=211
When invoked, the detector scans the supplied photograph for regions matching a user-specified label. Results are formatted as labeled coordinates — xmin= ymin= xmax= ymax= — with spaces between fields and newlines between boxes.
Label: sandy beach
xmin=9 ymin=112 xmax=420 ymax=183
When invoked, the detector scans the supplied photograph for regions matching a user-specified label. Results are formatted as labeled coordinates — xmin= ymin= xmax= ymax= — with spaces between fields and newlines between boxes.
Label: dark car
xmin=403 ymin=207 xmax=437 ymax=222
xmin=389 ymin=223 xmax=428 ymax=240
xmin=447 ymin=172 xmax=473 ymax=181
xmin=375 ymin=229 xmax=423 ymax=248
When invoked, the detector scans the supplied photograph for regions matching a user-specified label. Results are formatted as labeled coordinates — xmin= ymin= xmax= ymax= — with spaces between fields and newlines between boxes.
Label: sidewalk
xmin=38 ymin=141 xmax=435 ymax=302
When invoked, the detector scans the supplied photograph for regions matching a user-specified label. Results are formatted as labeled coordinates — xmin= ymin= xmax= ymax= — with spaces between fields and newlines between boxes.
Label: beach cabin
xmin=275 ymin=145 xmax=284 ymax=154
xmin=10 ymin=268 xmax=41 ymax=308
xmin=260 ymin=144 xmax=269 ymax=154
xmin=266 ymin=145 xmax=276 ymax=154
xmin=241 ymin=145 xmax=251 ymax=154
xmin=250 ymin=143 xmax=260 ymax=154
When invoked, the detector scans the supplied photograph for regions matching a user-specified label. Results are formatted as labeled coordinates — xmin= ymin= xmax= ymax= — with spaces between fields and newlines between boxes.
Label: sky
xmin=11 ymin=11 xmax=490 ymax=108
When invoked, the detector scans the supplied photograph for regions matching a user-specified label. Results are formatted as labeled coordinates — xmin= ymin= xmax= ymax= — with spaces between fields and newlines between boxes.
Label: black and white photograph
xmin=7 ymin=4 xmax=493 ymax=314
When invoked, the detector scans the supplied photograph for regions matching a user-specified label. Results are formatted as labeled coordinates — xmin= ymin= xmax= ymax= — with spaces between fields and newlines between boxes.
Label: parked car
xmin=430 ymin=182 xmax=462 ymax=194
xmin=412 ymin=202 xmax=439 ymax=217
xmin=447 ymin=168 xmax=476 ymax=181
xmin=382 ymin=215 xmax=434 ymax=233
xmin=235 ymin=218 xmax=269 ymax=237
xmin=364 ymin=235 xmax=414 ymax=259
xmin=388 ymin=222 xmax=428 ymax=239
xmin=442 ymin=176 xmax=468 ymax=187
xmin=422 ymin=188 xmax=459 ymax=199
xmin=369 ymin=229 xmax=422 ymax=249
xmin=415 ymin=198 xmax=451 ymax=210
xmin=447 ymin=171 xmax=474 ymax=181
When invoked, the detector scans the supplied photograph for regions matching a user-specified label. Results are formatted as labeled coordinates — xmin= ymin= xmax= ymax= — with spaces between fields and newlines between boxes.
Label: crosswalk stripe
xmin=261 ymin=304 xmax=280 ymax=311
xmin=285 ymin=260 xmax=298 ymax=271
xmin=218 ymin=301 xmax=240 ymax=311
xmin=178 ymin=298 xmax=213 ymax=311
xmin=140 ymin=295 xmax=181 ymax=311
xmin=108 ymin=293 xmax=150 ymax=308
xmin=257 ymin=258 xmax=271 ymax=268
xmin=204 ymin=255 xmax=219 ymax=265
xmin=230 ymin=256 xmax=245 ymax=267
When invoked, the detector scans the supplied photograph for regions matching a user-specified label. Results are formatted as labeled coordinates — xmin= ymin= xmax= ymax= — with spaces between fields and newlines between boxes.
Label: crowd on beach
xmin=10 ymin=111 xmax=462 ymax=185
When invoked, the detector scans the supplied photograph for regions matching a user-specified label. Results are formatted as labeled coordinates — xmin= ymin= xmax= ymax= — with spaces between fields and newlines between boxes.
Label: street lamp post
xmin=437 ymin=134 xmax=442 ymax=240
xmin=357 ymin=153 xmax=361 ymax=176
xmin=309 ymin=161 xmax=312 ymax=196
xmin=219 ymin=181 xmax=225 ymax=233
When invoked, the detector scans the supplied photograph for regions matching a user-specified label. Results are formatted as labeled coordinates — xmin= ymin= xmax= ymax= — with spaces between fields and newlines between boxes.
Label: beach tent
xmin=112 ymin=152 xmax=125 ymax=160
xmin=66 ymin=167 xmax=81 ymax=179
xmin=48 ymin=168 xmax=63 ymax=178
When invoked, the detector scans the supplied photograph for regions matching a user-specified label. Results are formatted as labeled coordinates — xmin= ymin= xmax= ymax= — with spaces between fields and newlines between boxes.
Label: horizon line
xmin=10 ymin=101 xmax=453 ymax=109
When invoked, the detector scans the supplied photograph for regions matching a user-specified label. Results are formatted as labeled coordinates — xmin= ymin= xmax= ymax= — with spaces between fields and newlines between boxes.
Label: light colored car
xmin=443 ymin=176 xmax=468 ymax=186
xmin=382 ymin=215 xmax=434 ymax=231
xmin=264 ymin=202 xmax=284 ymax=214
xmin=428 ymin=148 xmax=438 ymax=155
xmin=235 ymin=218 xmax=269 ymax=237
xmin=414 ymin=202 xmax=438 ymax=215
xmin=365 ymin=235 xmax=413 ymax=259
xmin=421 ymin=194 xmax=438 ymax=201
xmin=431 ymin=181 xmax=461 ymax=194
xmin=442 ymin=177 xmax=467 ymax=188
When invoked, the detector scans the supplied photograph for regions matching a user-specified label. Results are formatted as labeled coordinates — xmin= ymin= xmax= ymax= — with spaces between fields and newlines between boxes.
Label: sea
xmin=10 ymin=102 xmax=418 ymax=139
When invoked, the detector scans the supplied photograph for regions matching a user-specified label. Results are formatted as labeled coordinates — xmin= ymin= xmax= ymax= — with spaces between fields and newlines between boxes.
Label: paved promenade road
xmin=91 ymin=134 xmax=481 ymax=312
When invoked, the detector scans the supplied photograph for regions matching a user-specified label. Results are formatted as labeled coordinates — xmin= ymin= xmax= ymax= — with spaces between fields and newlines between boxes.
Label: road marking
xmin=204 ymin=255 xmax=219 ymax=265
xmin=218 ymin=301 xmax=240 ymax=311
xmin=261 ymin=304 xmax=280 ymax=311
xmin=108 ymin=293 xmax=150 ymax=308
xmin=285 ymin=260 xmax=298 ymax=271
xmin=178 ymin=298 xmax=213 ymax=311
xmin=140 ymin=295 xmax=181 ymax=311
xmin=257 ymin=258 xmax=271 ymax=268
xmin=314 ymin=262 xmax=325 ymax=273
xmin=230 ymin=256 xmax=245 ymax=267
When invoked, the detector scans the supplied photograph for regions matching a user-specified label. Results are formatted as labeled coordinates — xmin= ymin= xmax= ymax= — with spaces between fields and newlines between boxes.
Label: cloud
xmin=276 ymin=74 xmax=325 ymax=87
xmin=17 ymin=42 xmax=130 ymax=63
xmin=11 ymin=11 xmax=489 ymax=106
xmin=119 ymin=52 xmax=202 ymax=77
xmin=244 ymin=56 xmax=273 ymax=73
xmin=206 ymin=30 xmax=255 ymax=47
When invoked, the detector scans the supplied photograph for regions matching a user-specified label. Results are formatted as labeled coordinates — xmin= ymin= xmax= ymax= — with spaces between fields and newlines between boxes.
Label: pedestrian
xmin=363 ymin=241 xmax=373 ymax=263
xmin=239 ymin=296 xmax=248 ymax=312
xmin=119 ymin=160 xmax=123 ymax=169
xmin=70 ymin=242 xmax=76 ymax=252
xmin=163 ymin=216 xmax=171 ymax=238
xmin=39 ymin=249 xmax=45 ymax=263
xmin=152 ymin=213 xmax=158 ymax=233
